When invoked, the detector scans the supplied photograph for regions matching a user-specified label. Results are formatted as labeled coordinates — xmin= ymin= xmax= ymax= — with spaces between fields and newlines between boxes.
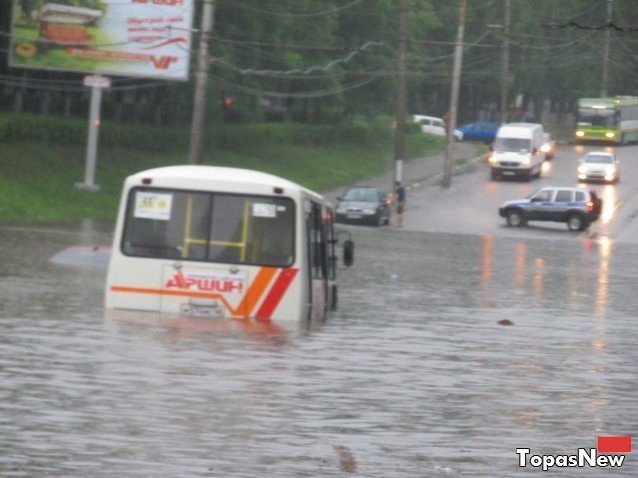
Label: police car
xmin=498 ymin=187 xmax=602 ymax=231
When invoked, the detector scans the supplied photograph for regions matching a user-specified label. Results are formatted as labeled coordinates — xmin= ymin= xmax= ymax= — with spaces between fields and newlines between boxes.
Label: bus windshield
xmin=121 ymin=188 xmax=295 ymax=267
xmin=577 ymin=107 xmax=617 ymax=126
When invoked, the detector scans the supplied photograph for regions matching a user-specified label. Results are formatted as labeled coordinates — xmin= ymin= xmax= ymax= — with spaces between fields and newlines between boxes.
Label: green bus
xmin=574 ymin=96 xmax=638 ymax=144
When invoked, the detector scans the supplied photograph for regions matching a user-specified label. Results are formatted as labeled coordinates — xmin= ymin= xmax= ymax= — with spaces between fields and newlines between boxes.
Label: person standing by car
xmin=394 ymin=181 xmax=406 ymax=227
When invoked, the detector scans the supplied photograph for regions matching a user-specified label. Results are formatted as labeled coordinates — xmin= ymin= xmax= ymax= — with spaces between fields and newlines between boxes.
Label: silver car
xmin=577 ymin=151 xmax=620 ymax=184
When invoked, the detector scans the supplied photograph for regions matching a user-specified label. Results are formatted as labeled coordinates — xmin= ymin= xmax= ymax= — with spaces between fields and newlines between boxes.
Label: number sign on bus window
xmin=252 ymin=203 xmax=277 ymax=218
xmin=134 ymin=191 xmax=173 ymax=220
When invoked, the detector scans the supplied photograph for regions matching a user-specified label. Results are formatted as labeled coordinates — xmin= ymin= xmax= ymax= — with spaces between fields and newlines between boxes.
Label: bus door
xmin=307 ymin=202 xmax=329 ymax=320
xmin=325 ymin=207 xmax=338 ymax=310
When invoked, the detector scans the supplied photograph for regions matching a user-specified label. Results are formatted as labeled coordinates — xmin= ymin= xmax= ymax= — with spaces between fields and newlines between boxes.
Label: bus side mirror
xmin=343 ymin=239 xmax=354 ymax=267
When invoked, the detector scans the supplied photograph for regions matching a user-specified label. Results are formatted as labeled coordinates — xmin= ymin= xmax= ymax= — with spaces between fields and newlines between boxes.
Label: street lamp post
xmin=500 ymin=0 xmax=511 ymax=124
xmin=443 ymin=0 xmax=466 ymax=189
xmin=393 ymin=0 xmax=408 ymax=188
xmin=188 ymin=0 xmax=214 ymax=165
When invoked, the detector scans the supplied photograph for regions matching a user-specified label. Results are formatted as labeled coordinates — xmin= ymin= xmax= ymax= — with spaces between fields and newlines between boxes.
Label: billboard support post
xmin=76 ymin=75 xmax=110 ymax=191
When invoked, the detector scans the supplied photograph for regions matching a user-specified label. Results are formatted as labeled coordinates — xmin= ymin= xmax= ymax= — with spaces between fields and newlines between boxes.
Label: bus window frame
xmin=120 ymin=186 xmax=297 ymax=268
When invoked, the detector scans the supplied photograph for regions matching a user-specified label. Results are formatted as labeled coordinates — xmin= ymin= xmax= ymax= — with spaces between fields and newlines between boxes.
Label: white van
xmin=412 ymin=115 xmax=463 ymax=141
xmin=488 ymin=122 xmax=545 ymax=181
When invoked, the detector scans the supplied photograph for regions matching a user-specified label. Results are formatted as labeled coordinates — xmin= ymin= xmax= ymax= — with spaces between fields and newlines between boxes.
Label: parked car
xmin=457 ymin=120 xmax=500 ymax=143
xmin=577 ymin=151 xmax=620 ymax=184
xmin=335 ymin=187 xmax=391 ymax=226
xmin=412 ymin=115 xmax=463 ymax=141
xmin=540 ymin=132 xmax=556 ymax=160
xmin=498 ymin=186 xmax=603 ymax=231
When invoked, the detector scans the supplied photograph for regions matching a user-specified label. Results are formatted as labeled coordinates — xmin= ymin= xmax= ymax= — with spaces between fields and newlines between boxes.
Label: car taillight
xmin=586 ymin=201 xmax=594 ymax=213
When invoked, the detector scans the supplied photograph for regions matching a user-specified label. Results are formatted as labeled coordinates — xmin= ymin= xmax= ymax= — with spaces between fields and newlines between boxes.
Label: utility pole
xmin=500 ymin=0 xmax=511 ymax=124
xmin=393 ymin=0 xmax=408 ymax=188
xmin=601 ymin=0 xmax=612 ymax=97
xmin=443 ymin=0 xmax=466 ymax=189
xmin=188 ymin=0 xmax=214 ymax=165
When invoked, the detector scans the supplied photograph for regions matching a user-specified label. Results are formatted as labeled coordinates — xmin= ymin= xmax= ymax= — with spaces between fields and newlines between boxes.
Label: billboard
xmin=9 ymin=0 xmax=194 ymax=80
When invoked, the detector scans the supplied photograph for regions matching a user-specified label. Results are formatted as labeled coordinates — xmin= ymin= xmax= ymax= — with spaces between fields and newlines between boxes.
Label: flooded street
xmin=1 ymin=221 xmax=636 ymax=476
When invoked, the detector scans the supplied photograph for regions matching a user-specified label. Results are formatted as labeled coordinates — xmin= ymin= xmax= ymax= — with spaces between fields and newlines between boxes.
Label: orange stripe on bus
xmin=109 ymin=285 xmax=235 ymax=312
xmin=238 ymin=267 xmax=277 ymax=316
xmin=111 ymin=285 xmax=213 ymax=299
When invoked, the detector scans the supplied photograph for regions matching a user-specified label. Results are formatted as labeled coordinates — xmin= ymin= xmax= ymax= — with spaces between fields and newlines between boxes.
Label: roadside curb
xmin=323 ymin=143 xmax=486 ymax=204
xmin=404 ymin=153 xmax=488 ymax=192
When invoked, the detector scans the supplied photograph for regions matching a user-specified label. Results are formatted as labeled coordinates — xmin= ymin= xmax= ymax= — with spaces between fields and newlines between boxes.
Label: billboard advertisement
xmin=9 ymin=0 xmax=194 ymax=80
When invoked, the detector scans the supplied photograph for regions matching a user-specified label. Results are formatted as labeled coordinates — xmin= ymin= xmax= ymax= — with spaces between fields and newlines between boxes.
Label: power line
xmin=209 ymin=73 xmax=380 ymax=99
xmin=222 ymin=0 xmax=364 ymax=18
xmin=212 ymin=41 xmax=385 ymax=77
xmin=540 ymin=21 xmax=638 ymax=32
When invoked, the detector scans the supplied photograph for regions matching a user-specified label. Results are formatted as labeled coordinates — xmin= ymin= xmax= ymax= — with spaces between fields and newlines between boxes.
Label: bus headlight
xmin=605 ymin=131 xmax=615 ymax=138
xmin=575 ymin=130 xmax=585 ymax=137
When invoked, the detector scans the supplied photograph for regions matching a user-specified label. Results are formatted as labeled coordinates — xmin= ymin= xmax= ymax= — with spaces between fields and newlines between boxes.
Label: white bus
xmin=105 ymin=165 xmax=354 ymax=323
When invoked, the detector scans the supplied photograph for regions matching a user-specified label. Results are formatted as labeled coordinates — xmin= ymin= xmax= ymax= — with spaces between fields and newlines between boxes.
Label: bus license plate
xmin=180 ymin=303 xmax=224 ymax=319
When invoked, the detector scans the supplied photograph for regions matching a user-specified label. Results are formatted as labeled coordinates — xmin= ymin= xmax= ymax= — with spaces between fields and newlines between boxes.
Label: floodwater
xmin=1 ymin=220 xmax=636 ymax=477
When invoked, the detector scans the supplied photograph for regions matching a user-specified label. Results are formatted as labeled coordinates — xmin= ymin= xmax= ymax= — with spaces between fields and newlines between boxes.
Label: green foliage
xmin=4 ymin=1 xmax=637 ymax=129
xmin=0 ymin=113 xmax=85 ymax=144
xmin=0 ymin=113 xmax=443 ymax=220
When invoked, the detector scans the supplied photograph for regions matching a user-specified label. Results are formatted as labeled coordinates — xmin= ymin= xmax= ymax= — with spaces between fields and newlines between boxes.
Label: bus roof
xmin=126 ymin=165 xmax=325 ymax=202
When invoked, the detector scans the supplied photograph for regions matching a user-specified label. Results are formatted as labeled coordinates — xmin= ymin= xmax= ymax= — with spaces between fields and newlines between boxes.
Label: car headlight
xmin=578 ymin=165 xmax=587 ymax=173
xmin=522 ymin=157 xmax=531 ymax=165
xmin=605 ymin=166 xmax=617 ymax=174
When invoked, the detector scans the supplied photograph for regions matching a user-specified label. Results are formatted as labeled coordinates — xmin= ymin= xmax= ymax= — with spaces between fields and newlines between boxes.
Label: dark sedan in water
xmin=335 ymin=187 xmax=392 ymax=226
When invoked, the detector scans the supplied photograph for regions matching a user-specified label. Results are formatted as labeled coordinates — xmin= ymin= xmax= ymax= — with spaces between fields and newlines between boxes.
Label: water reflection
xmin=477 ymin=230 xmax=617 ymax=318
xmin=594 ymin=236 xmax=612 ymax=317
xmin=1 ymin=223 xmax=636 ymax=477
xmin=599 ymin=185 xmax=618 ymax=224
xmin=105 ymin=309 xmax=315 ymax=343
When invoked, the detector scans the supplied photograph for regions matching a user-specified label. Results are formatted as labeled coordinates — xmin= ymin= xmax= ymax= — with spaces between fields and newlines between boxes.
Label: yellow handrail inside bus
xmin=182 ymin=196 xmax=251 ymax=261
